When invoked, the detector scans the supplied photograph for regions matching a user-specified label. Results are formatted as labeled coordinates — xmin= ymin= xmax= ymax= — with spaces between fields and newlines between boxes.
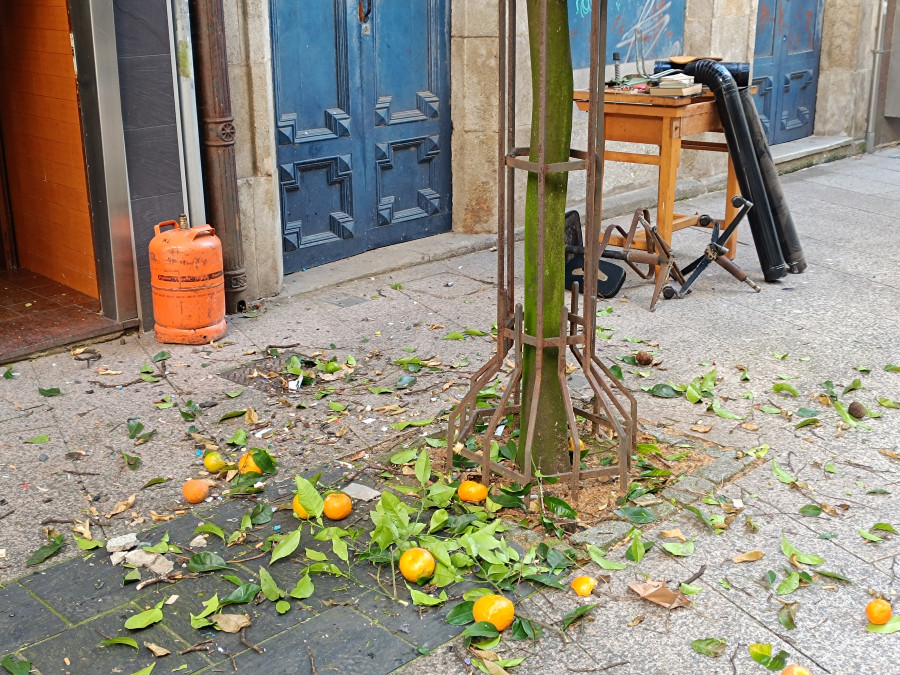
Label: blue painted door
xmin=752 ymin=0 xmax=824 ymax=144
xmin=272 ymin=1 xmax=451 ymax=273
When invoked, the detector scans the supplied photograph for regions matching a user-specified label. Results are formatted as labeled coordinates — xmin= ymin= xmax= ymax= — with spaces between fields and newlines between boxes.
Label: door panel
xmin=272 ymin=0 xmax=451 ymax=273
xmin=752 ymin=0 xmax=823 ymax=144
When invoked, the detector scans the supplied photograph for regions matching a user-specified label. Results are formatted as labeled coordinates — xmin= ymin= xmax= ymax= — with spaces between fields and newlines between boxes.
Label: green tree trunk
xmin=519 ymin=0 xmax=574 ymax=475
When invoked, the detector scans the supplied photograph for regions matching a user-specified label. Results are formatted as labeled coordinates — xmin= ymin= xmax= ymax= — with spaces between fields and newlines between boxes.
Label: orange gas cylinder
xmin=149 ymin=215 xmax=226 ymax=344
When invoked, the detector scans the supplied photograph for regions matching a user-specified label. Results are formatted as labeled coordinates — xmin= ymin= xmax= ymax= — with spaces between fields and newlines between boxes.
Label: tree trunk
xmin=519 ymin=0 xmax=574 ymax=475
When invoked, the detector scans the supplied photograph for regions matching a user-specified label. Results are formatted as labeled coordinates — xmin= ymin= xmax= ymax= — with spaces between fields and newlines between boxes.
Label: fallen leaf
xmin=105 ymin=494 xmax=136 ymax=518
xmin=627 ymin=616 xmax=645 ymax=627
xmin=732 ymin=550 xmax=764 ymax=563
xmin=144 ymin=643 xmax=171 ymax=657
xmin=661 ymin=529 xmax=687 ymax=542
xmin=72 ymin=519 xmax=92 ymax=540
xmin=628 ymin=580 xmax=691 ymax=609
xmin=244 ymin=408 xmax=259 ymax=425
xmin=97 ymin=368 xmax=123 ymax=376
xmin=150 ymin=511 xmax=175 ymax=522
xmin=211 ymin=613 xmax=252 ymax=633
xmin=740 ymin=422 xmax=759 ymax=431
xmin=690 ymin=424 xmax=713 ymax=434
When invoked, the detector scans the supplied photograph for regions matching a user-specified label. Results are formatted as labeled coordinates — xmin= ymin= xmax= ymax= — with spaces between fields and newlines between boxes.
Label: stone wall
xmin=223 ymin=0 xmax=282 ymax=298
xmin=816 ymin=0 xmax=881 ymax=138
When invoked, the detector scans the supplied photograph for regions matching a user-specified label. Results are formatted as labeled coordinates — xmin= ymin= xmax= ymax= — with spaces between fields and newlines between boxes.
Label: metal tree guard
xmin=446 ymin=0 xmax=636 ymax=501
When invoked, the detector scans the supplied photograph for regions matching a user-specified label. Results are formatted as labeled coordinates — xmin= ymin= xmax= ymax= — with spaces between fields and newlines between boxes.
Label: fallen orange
xmin=472 ymin=594 xmax=515 ymax=631
xmin=866 ymin=598 xmax=893 ymax=625
xmin=457 ymin=480 xmax=488 ymax=503
xmin=203 ymin=451 xmax=226 ymax=473
xmin=571 ymin=575 xmax=597 ymax=597
xmin=323 ymin=492 xmax=352 ymax=520
xmin=237 ymin=452 xmax=261 ymax=474
xmin=399 ymin=547 xmax=436 ymax=583
xmin=781 ymin=666 xmax=811 ymax=675
xmin=182 ymin=479 xmax=210 ymax=504
xmin=292 ymin=494 xmax=310 ymax=519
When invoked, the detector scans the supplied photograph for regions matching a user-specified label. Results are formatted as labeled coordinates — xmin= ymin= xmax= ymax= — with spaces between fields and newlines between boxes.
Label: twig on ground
xmin=180 ymin=639 xmax=213 ymax=655
xmin=241 ymin=629 xmax=263 ymax=654
xmin=88 ymin=378 xmax=143 ymax=389
xmin=681 ymin=564 xmax=707 ymax=586
xmin=567 ymin=662 xmax=629 ymax=673
xmin=729 ymin=646 xmax=739 ymax=675
xmin=0 ymin=509 xmax=15 ymax=521
xmin=224 ymin=651 xmax=237 ymax=671
xmin=60 ymin=470 xmax=101 ymax=476
xmin=307 ymin=646 xmax=319 ymax=675
xmin=516 ymin=613 xmax=569 ymax=644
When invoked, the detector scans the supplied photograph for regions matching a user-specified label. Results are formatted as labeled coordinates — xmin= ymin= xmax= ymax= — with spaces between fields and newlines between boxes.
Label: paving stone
xmin=648 ymin=499 xmax=677 ymax=520
xmin=0 ymin=582 xmax=68 ymax=654
xmin=696 ymin=453 xmax=755 ymax=485
xmin=660 ymin=475 xmax=716 ymax=506
xmin=222 ymin=606 xmax=419 ymax=675
xmin=571 ymin=520 xmax=632 ymax=551
xmin=355 ymin=587 xmax=465 ymax=650
xmin=106 ymin=532 xmax=139 ymax=553
xmin=20 ymin=557 xmax=151 ymax=624
xmin=20 ymin=601 xmax=212 ymax=674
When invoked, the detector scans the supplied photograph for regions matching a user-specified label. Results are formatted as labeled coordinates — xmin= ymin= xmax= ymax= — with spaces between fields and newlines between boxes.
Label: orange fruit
xmin=781 ymin=667 xmax=811 ymax=675
xmin=203 ymin=451 xmax=226 ymax=473
xmin=323 ymin=492 xmax=352 ymax=520
xmin=472 ymin=594 xmax=515 ymax=631
xmin=399 ymin=547 xmax=436 ymax=582
xmin=866 ymin=598 xmax=893 ymax=625
xmin=568 ymin=438 xmax=586 ymax=451
xmin=292 ymin=494 xmax=310 ymax=519
xmin=571 ymin=575 xmax=597 ymax=597
xmin=182 ymin=479 xmax=210 ymax=504
xmin=238 ymin=452 xmax=261 ymax=474
xmin=457 ymin=480 xmax=488 ymax=503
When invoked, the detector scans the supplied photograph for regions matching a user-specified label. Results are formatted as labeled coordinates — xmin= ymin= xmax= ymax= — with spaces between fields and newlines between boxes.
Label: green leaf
xmin=464 ymin=328 xmax=489 ymax=336
xmin=772 ymin=461 xmax=796 ymax=484
xmin=445 ymin=601 xmax=475 ymax=625
xmin=748 ymin=643 xmax=789 ymax=671
xmin=187 ymin=552 xmax=230 ymax=573
xmin=194 ymin=523 xmax=226 ymax=542
xmin=680 ymin=583 xmax=703 ymax=595
xmin=444 ymin=331 xmax=466 ymax=340
xmin=772 ymin=352 xmax=789 ymax=360
xmin=798 ymin=504 xmax=822 ymax=517
xmin=710 ymin=399 xmax=743 ymax=420
xmin=328 ymin=400 xmax=347 ymax=412
xmin=250 ymin=503 xmax=274 ymax=525
xmin=522 ymin=573 xmax=566 ymax=590
xmin=221 ymin=583 xmax=261 ymax=606
xmin=141 ymin=477 xmax=168 ymax=489
xmin=428 ymin=509 xmax=449 ymax=534
xmin=289 ymin=573 xmax=315 ymax=600
xmin=140 ymin=373 xmax=160 ymax=383
xmin=305 ymin=548 xmax=327 ymax=561
xmin=122 ymin=452 xmax=142 ymax=470
xmin=692 ymin=637 xmax=727 ymax=658
xmin=644 ymin=383 xmax=679 ymax=398
xmin=26 ymin=534 xmax=65 ymax=566
xmin=275 ymin=600 xmax=292 ymax=614
xmin=843 ymin=378 xmax=863 ymax=395
xmin=544 ymin=496 xmax=577 ymax=519
xmin=463 ymin=621 xmax=500 ymax=639
xmin=75 ymin=535 xmax=105 ymax=550
xmin=368 ymin=386 xmax=394 ymax=394
xmin=98 ymin=637 xmax=139 ymax=650
xmin=424 ymin=437 xmax=447 ymax=448
xmin=153 ymin=351 xmax=171 ymax=362
xmin=781 ymin=536 xmax=824 ymax=565
xmin=684 ymin=504 xmax=715 ymax=532
xmin=270 ymin=528 xmax=303 ymax=564
xmin=614 ymin=506 xmax=656 ymax=524
xmin=510 ymin=616 xmax=543 ymax=642
xmin=390 ymin=417 xmax=434 ymax=430
xmin=778 ymin=602 xmax=800 ymax=630
xmin=816 ymin=569 xmax=851 ymax=582
xmin=415 ymin=448 xmax=432 ymax=486
xmin=795 ymin=418 xmax=819 ymax=429
xmin=257 ymin=567 xmax=284 ymax=602
xmin=833 ymin=400 xmax=859 ymax=427
xmin=795 ymin=407 xmax=818 ymax=418
xmin=155 ymin=396 xmax=173 ymax=409
xmin=759 ymin=405 xmax=782 ymax=414
xmin=218 ymin=409 xmax=246 ymax=422
xmin=2 ymin=366 xmax=13 ymax=380
xmin=873 ymin=522 xmax=899 ymax=534
xmin=24 ymin=434 xmax=50 ymax=444
xmin=661 ymin=539 xmax=695 ymax=557
xmin=409 ymin=587 xmax=448 ymax=606
xmin=129 ymin=666 xmax=156 ymax=675
xmin=2 ymin=657 xmax=32 ymax=675
xmin=294 ymin=476 xmax=324 ymax=518
xmin=396 ymin=375 xmax=417 ymax=389
xmin=885 ymin=364 xmax=900 ymax=372
xmin=124 ymin=600 xmax=164 ymax=629
xmin=626 ymin=533 xmax=646 ymax=563
xmin=868 ymin=615 xmax=900 ymax=633
xmin=561 ymin=604 xmax=597 ymax=631
xmin=773 ymin=383 xmax=798 ymax=397
xmin=609 ymin=365 xmax=623 ymax=380
xmin=877 ymin=397 xmax=899 ymax=409
xmin=226 ymin=389 xmax=244 ymax=398
xmin=859 ymin=528 xmax=884 ymax=543
xmin=38 ymin=387 xmax=61 ymax=397
xmin=777 ymin=572 xmax=800 ymax=596
xmin=587 ymin=545 xmax=627 ymax=570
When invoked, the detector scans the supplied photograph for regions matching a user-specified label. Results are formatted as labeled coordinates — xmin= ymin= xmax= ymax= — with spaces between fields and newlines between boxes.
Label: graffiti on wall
xmin=568 ymin=0 xmax=685 ymax=69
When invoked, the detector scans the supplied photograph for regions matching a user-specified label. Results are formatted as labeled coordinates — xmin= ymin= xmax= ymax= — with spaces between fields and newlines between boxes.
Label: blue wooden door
xmin=272 ymin=0 xmax=451 ymax=273
xmin=752 ymin=0 xmax=824 ymax=144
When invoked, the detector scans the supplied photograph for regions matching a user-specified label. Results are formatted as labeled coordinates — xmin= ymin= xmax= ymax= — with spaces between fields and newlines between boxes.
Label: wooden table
xmin=574 ymin=89 xmax=739 ymax=261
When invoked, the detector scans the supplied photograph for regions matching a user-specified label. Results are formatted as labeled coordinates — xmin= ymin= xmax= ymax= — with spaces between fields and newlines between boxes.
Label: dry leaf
xmin=627 ymin=616 xmax=645 ymax=627
xmin=595 ymin=494 xmax=610 ymax=512
xmin=441 ymin=380 xmax=455 ymax=392
xmin=628 ymin=580 xmax=691 ymax=609
xmin=879 ymin=449 xmax=900 ymax=461
xmin=816 ymin=394 xmax=832 ymax=406
xmin=741 ymin=422 xmax=759 ymax=431
xmin=690 ymin=424 xmax=713 ymax=434
xmin=105 ymin=494 xmax=136 ymax=518
xmin=429 ymin=324 xmax=445 ymax=330
xmin=211 ymin=613 xmax=252 ymax=633
xmin=732 ymin=550 xmax=764 ymax=563
xmin=144 ymin=643 xmax=171 ymax=657
xmin=788 ymin=553 xmax=804 ymax=571
xmin=565 ymin=363 xmax=578 ymax=375
xmin=244 ymin=408 xmax=259 ymax=425
xmin=150 ymin=511 xmax=175 ymax=522
xmin=820 ymin=503 xmax=837 ymax=516
xmin=72 ymin=519 xmax=92 ymax=540
xmin=482 ymin=661 xmax=510 ymax=675
xmin=661 ymin=529 xmax=687 ymax=542
xmin=97 ymin=368 xmax=123 ymax=376
xmin=470 ymin=648 xmax=499 ymax=662
xmin=70 ymin=347 xmax=86 ymax=356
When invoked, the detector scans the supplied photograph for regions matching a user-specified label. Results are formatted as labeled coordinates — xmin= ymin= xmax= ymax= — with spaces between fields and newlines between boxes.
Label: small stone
xmin=110 ymin=551 xmax=128 ymax=566
xmin=106 ymin=533 xmax=139 ymax=553
xmin=124 ymin=549 xmax=157 ymax=568
xmin=147 ymin=555 xmax=174 ymax=576
xmin=38 ymin=454 xmax=49 ymax=462
xmin=342 ymin=482 xmax=381 ymax=502
xmin=189 ymin=535 xmax=208 ymax=548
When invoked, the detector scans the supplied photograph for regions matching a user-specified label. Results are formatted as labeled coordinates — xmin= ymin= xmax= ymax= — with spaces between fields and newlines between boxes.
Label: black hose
xmin=684 ymin=60 xmax=786 ymax=281
xmin=653 ymin=60 xmax=750 ymax=87
xmin=739 ymin=88 xmax=807 ymax=273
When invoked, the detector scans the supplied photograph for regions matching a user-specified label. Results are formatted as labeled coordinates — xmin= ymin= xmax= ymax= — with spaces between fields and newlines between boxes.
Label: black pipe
xmin=739 ymin=88 xmax=806 ymax=273
xmin=654 ymin=60 xmax=750 ymax=87
xmin=683 ymin=60 xmax=786 ymax=281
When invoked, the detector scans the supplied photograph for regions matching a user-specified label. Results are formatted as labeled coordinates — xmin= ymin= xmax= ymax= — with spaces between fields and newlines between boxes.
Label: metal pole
xmin=190 ymin=0 xmax=248 ymax=313
xmin=866 ymin=0 xmax=889 ymax=152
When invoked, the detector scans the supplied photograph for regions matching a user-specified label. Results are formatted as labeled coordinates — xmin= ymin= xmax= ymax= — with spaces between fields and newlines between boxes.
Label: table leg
xmin=655 ymin=129 xmax=681 ymax=281
xmin=724 ymin=155 xmax=739 ymax=260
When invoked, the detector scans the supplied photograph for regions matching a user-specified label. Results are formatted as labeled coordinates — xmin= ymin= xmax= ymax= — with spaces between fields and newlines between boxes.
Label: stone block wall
xmin=223 ymin=0 xmax=282 ymax=298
